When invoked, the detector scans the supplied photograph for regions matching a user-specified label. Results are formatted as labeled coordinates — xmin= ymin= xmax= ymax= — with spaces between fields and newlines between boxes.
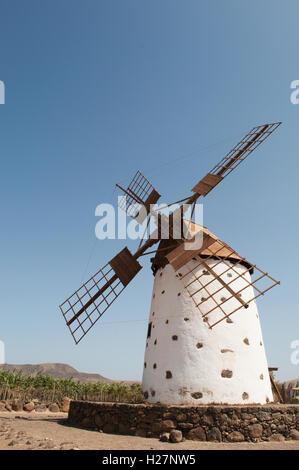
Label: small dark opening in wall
xmin=191 ymin=392 xmax=203 ymax=399
xmin=147 ymin=322 xmax=152 ymax=338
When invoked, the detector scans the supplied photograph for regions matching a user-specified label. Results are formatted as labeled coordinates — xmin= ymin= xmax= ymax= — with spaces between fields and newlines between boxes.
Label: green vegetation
xmin=0 ymin=369 xmax=144 ymax=404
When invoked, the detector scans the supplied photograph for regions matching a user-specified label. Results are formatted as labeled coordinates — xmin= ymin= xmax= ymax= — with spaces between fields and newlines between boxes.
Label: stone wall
xmin=0 ymin=397 xmax=71 ymax=413
xmin=68 ymin=401 xmax=299 ymax=442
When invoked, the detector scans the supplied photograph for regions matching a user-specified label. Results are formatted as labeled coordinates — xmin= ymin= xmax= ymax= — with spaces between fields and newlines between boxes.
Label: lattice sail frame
xmin=118 ymin=170 xmax=160 ymax=220
xmin=192 ymin=122 xmax=281 ymax=196
xmin=174 ymin=237 xmax=279 ymax=328
xmin=209 ymin=122 xmax=281 ymax=178
xmin=60 ymin=264 xmax=125 ymax=344
xmin=59 ymin=247 xmax=142 ymax=344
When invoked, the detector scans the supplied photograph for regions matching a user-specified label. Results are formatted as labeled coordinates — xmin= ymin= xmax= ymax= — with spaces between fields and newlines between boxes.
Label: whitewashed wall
xmin=142 ymin=259 xmax=273 ymax=405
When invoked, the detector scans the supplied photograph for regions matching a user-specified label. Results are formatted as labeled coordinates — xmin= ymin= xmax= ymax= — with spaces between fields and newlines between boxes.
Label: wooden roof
xmin=150 ymin=221 xmax=252 ymax=275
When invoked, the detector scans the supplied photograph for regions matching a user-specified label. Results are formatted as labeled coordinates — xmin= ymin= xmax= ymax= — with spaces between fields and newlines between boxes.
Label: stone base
xmin=68 ymin=401 xmax=299 ymax=442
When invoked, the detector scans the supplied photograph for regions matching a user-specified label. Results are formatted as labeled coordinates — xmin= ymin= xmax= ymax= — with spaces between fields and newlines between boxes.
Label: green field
xmin=0 ymin=369 xmax=144 ymax=404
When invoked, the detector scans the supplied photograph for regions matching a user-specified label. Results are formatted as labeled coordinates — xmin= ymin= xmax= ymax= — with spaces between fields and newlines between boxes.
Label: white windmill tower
xmin=60 ymin=122 xmax=281 ymax=405
xmin=142 ymin=222 xmax=277 ymax=404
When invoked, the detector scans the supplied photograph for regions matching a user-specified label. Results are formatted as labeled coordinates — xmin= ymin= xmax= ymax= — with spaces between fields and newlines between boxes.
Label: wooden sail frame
xmin=117 ymin=170 xmax=161 ymax=221
xmin=171 ymin=235 xmax=279 ymax=328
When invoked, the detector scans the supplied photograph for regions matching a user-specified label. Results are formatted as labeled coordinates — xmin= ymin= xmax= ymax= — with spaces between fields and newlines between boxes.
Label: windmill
xmin=60 ymin=122 xmax=281 ymax=405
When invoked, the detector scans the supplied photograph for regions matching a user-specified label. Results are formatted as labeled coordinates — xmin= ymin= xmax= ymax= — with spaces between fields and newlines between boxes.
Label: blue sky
xmin=0 ymin=0 xmax=298 ymax=381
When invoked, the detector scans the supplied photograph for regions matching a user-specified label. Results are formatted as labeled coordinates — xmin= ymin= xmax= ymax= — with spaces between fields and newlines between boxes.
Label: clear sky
xmin=0 ymin=0 xmax=298 ymax=382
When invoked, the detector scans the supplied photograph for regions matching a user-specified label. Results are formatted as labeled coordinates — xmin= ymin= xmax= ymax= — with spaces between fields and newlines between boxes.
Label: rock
xmin=221 ymin=370 xmax=233 ymax=378
xmin=152 ymin=420 xmax=176 ymax=433
xmin=176 ymin=413 xmax=187 ymax=422
xmin=8 ymin=440 xmax=17 ymax=446
xmin=159 ymin=432 xmax=170 ymax=442
xmin=12 ymin=399 xmax=24 ymax=412
xmin=135 ymin=429 xmax=147 ymax=437
xmin=35 ymin=404 xmax=47 ymax=412
xmin=178 ymin=423 xmax=193 ymax=430
xmin=170 ymin=430 xmax=183 ymax=443
xmin=161 ymin=420 xmax=176 ymax=431
xmin=0 ymin=402 xmax=6 ymax=411
xmin=227 ymin=431 xmax=245 ymax=442
xmin=60 ymin=397 xmax=71 ymax=413
xmin=44 ymin=441 xmax=56 ymax=449
xmin=270 ymin=433 xmax=285 ymax=442
xmin=94 ymin=414 xmax=103 ymax=428
xmin=24 ymin=402 xmax=35 ymax=412
xmin=48 ymin=403 xmax=60 ymax=413
xmin=81 ymin=417 xmax=93 ymax=428
xmin=277 ymin=424 xmax=287 ymax=434
xmin=118 ymin=423 xmax=132 ymax=435
xmin=207 ymin=427 xmax=222 ymax=442
xmin=284 ymin=414 xmax=294 ymax=425
xmin=202 ymin=415 xmax=214 ymax=426
xmin=249 ymin=423 xmax=263 ymax=439
xmin=257 ymin=411 xmax=271 ymax=421
xmin=103 ymin=423 xmax=116 ymax=434
xmin=187 ymin=426 xmax=206 ymax=441
xmin=290 ymin=429 xmax=299 ymax=440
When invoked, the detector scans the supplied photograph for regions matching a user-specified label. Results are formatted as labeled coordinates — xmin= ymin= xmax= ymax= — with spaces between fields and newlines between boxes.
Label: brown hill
xmin=1 ymin=363 xmax=114 ymax=383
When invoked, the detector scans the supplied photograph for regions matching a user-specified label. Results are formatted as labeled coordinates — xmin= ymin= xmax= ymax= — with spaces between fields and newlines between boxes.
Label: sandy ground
xmin=0 ymin=411 xmax=299 ymax=450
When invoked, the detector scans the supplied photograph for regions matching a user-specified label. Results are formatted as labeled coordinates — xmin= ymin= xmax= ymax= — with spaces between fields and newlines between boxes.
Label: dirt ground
xmin=0 ymin=411 xmax=299 ymax=450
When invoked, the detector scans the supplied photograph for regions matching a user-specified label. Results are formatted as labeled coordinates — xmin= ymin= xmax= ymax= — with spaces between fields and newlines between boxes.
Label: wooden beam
xmin=199 ymin=259 xmax=248 ymax=309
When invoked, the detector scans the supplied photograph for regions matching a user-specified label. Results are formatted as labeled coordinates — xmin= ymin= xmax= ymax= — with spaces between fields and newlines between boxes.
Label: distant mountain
xmin=1 ymin=363 xmax=115 ymax=383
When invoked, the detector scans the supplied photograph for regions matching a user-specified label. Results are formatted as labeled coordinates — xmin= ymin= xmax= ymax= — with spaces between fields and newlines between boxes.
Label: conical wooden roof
xmin=150 ymin=221 xmax=252 ymax=275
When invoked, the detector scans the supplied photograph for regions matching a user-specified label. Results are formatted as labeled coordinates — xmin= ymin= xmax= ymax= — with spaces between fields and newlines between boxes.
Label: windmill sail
xmin=166 ymin=224 xmax=279 ymax=328
xmin=192 ymin=122 xmax=281 ymax=196
xmin=60 ymin=247 xmax=142 ymax=344
xmin=59 ymin=121 xmax=282 ymax=344
xmin=117 ymin=170 xmax=161 ymax=222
